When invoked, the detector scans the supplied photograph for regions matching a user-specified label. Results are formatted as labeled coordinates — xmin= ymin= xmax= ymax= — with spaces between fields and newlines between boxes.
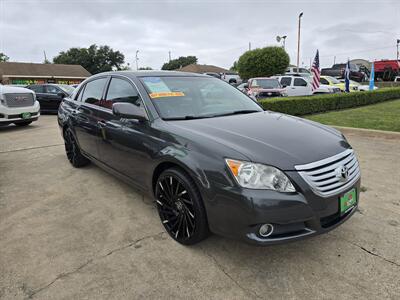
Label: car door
xmin=44 ymin=85 xmax=64 ymax=111
xmin=72 ymin=77 xmax=109 ymax=160
xmin=96 ymin=76 xmax=154 ymax=187
xmin=279 ymin=77 xmax=294 ymax=96
xmin=293 ymin=77 xmax=312 ymax=96
xmin=28 ymin=85 xmax=47 ymax=109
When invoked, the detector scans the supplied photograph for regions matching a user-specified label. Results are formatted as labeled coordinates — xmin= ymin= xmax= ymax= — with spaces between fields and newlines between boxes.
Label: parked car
xmin=58 ymin=71 xmax=360 ymax=245
xmin=338 ymin=79 xmax=378 ymax=91
xmin=320 ymin=76 xmax=358 ymax=92
xmin=243 ymin=77 xmax=286 ymax=99
xmin=272 ymin=75 xmax=313 ymax=96
xmin=374 ymin=60 xmax=400 ymax=81
xmin=285 ymin=67 xmax=312 ymax=77
xmin=26 ymin=84 xmax=75 ymax=113
xmin=220 ymin=72 xmax=242 ymax=84
xmin=321 ymin=63 xmax=365 ymax=82
xmin=0 ymin=85 xmax=40 ymax=126
xmin=203 ymin=72 xmax=221 ymax=79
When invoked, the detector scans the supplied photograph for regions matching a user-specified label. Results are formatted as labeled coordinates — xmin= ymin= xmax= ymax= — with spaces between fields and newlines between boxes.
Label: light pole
xmin=397 ymin=39 xmax=400 ymax=61
xmin=297 ymin=12 xmax=303 ymax=72
xmin=135 ymin=50 xmax=139 ymax=70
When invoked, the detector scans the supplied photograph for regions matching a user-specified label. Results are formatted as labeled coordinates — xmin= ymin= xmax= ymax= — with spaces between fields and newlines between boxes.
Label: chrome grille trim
xmin=295 ymin=149 xmax=361 ymax=197
xmin=4 ymin=93 xmax=35 ymax=108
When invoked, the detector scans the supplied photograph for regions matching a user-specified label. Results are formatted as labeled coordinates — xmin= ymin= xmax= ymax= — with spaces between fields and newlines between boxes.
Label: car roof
xmin=251 ymin=77 xmax=277 ymax=80
xmin=90 ymin=70 xmax=209 ymax=79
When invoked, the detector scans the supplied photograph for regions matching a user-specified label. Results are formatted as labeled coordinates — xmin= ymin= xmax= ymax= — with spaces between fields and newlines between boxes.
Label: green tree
xmin=53 ymin=44 xmax=125 ymax=74
xmin=230 ymin=61 xmax=238 ymax=72
xmin=237 ymin=46 xmax=290 ymax=80
xmin=0 ymin=52 xmax=9 ymax=62
xmin=161 ymin=56 xmax=197 ymax=70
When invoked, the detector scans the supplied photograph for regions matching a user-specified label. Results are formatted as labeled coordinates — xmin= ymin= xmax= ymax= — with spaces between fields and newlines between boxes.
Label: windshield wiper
xmin=211 ymin=109 xmax=261 ymax=118
xmin=163 ymin=115 xmax=212 ymax=121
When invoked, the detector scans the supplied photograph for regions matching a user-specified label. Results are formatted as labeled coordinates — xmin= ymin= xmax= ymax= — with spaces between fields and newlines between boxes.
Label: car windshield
xmin=58 ymin=84 xmax=75 ymax=95
xmin=141 ymin=76 xmax=262 ymax=120
xmin=328 ymin=76 xmax=340 ymax=84
xmin=251 ymin=79 xmax=281 ymax=89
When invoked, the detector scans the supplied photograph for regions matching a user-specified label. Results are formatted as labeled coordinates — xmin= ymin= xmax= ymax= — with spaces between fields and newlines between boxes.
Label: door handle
xmin=98 ymin=120 xmax=107 ymax=127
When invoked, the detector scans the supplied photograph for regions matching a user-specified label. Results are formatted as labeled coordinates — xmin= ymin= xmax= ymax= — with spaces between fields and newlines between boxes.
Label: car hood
xmin=0 ymin=85 xmax=34 ymax=95
xmin=167 ymin=111 xmax=350 ymax=170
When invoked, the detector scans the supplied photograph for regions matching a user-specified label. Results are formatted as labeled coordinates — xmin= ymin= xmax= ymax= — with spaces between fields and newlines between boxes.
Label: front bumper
xmin=204 ymin=175 xmax=360 ymax=245
xmin=0 ymin=101 xmax=40 ymax=124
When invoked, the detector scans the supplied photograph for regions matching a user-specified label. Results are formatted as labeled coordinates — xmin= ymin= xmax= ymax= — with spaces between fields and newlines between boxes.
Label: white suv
xmin=0 ymin=85 xmax=40 ymax=126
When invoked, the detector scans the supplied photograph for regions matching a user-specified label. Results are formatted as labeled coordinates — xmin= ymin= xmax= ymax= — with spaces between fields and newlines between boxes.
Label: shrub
xmin=237 ymin=47 xmax=290 ymax=80
xmin=258 ymin=88 xmax=400 ymax=116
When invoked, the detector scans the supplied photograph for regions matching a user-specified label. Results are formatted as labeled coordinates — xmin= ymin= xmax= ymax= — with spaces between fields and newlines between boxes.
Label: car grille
xmin=295 ymin=149 xmax=360 ymax=197
xmin=258 ymin=92 xmax=281 ymax=98
xmin=4 ymin=93 xmax=35 ymax=108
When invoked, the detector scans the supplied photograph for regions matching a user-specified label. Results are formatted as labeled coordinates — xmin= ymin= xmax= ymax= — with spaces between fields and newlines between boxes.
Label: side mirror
xmin=57 ymin=92 xmax=66 ymax=98
xmin=112 ymin=102 xmax=147 ymax=121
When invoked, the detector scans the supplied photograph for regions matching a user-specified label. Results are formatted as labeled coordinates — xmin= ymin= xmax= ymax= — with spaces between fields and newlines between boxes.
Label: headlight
xmin=225 ymin=159 xmax=296 ymax=192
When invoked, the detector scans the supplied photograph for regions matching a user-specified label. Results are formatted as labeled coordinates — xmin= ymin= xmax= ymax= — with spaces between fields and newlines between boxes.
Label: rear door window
xmin=294 ymin=78 xmax=308 ymax=87
xmin=280 ymin=77 xmax=292 ymax=87
xmin=81 ymin=77 xmax=108 ymax=106
xmin=28 ymin=85 xmax=44 ymax=93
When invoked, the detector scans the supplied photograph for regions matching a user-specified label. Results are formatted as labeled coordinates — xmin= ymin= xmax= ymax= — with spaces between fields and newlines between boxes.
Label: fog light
xmin=259 ymin=223 xmax=274 ymax=237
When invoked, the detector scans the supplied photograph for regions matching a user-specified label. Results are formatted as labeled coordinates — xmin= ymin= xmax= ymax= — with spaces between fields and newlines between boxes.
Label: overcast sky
xmin=1 ymin=0 xmax=399 ymax=70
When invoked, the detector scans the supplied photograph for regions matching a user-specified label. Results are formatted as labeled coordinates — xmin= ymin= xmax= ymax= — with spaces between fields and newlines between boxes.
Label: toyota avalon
xmin=58 ymin=71 xmax=360 ymax=245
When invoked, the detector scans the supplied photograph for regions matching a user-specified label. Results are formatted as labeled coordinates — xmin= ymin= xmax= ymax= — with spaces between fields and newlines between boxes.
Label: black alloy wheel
xmin=64 ymin=128 xmax=90 ymax=168
xmin=155 ymin=168 xmax=209 ymax=245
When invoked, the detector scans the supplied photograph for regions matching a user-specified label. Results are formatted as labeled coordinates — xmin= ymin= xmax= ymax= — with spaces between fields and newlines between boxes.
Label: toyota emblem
xmin=336 ymin=165 xmax=349 ymax=182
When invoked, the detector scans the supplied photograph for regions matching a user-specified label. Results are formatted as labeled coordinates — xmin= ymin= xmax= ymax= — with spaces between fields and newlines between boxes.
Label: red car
xmin=243 ymin=77 xmax=286 ymax=99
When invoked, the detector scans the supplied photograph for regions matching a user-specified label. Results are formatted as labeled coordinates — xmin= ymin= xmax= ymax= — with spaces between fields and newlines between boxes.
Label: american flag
xmin=311 ymin=50 xmax=320 ymax=91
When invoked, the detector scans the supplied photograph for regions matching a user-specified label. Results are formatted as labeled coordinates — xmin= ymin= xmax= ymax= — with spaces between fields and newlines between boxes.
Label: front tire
xmin=64 ymin=128 xmax=90 ymax=168
xmin=155 ymin=168 xmax=209 ymax=245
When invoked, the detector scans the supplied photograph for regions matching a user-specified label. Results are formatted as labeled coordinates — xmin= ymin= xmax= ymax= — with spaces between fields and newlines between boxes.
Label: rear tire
xmin=155 ymin=168 xmax=210 ymax=245
xmin=14 ymin=121 xmax=32 ymax=126
xmin=64 ymin=128 xmax=90 ymax=168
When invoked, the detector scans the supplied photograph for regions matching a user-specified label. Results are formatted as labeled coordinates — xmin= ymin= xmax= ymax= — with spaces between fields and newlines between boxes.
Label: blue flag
xmin=344 ymin=60 xmax=350 ymax=93
xmin=369 ymin=62 xmax=375 ymax=91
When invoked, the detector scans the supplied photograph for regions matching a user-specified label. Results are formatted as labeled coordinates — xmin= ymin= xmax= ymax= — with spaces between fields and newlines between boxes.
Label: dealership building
xmin=0 ymin=62 xmax=91 ymax=85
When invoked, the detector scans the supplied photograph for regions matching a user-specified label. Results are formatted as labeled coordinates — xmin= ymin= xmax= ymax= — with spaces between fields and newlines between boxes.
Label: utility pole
xmin=397 ymin=39 xmax=400 ymax=61
xmin=43 ymin=50 xmax=48 ymax=63
xmin=334 ymin=56 xmax=336 ymax=65
xmin=297 ymin=12 xmax=303 ymax=72
xmin=249 ymin=42 xmax=251 ymax=51
xmin=168 ymin=51 xmax=171 ymax=62
xmin=135 ymin=50 xmax=139 ymax=70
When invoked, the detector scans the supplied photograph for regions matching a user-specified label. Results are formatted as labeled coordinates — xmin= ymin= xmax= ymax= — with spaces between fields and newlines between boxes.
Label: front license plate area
xmin=340 ymin=188 xmax=357 ymax=215
xmin=21 ymin=112 xmax=31 ymax=119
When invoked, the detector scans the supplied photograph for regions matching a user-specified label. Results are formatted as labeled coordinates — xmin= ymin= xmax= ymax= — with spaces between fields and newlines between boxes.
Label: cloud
xmin=1 ymin=0 xmax=399 ymax=70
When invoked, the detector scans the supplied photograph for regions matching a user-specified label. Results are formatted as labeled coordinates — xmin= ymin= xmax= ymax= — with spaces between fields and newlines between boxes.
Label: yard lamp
xmin=135 ymin=50 xmax=139 ymax=70
xmin=297 ymin=12 xmax=304 ymax=72
xmin=276 ymin=35 xmax=287 ymax=50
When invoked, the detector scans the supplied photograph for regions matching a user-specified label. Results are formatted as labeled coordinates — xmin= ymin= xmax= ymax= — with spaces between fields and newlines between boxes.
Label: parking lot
xmin=0 ymin=115 xmax=399 ymax=299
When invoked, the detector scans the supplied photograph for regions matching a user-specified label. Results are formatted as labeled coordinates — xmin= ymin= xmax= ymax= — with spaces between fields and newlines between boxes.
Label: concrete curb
xmin=333 ymin=126 xmax=400 ymax=140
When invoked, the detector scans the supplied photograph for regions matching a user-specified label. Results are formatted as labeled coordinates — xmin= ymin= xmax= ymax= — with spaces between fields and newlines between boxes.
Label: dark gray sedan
xmin=58 ymin=71 xmax=360 ymax=245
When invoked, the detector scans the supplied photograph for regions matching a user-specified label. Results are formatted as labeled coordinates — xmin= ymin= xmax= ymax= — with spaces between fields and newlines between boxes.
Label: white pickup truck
xmin=273 ymin=75 xmax=340 ymax=96
xmin=0 ymin=85 xmax=40 ymax=126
